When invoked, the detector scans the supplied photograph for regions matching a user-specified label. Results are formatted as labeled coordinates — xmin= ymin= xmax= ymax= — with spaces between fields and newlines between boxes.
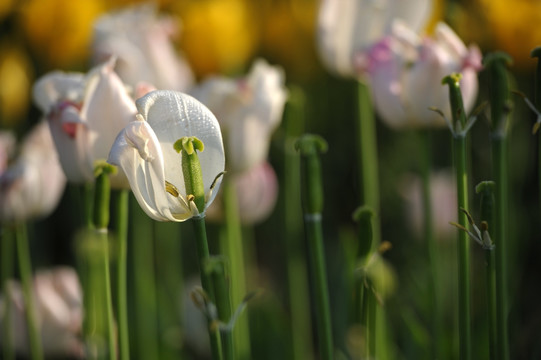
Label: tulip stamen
xmin=165 ymin=181 xmax=180 ymax=197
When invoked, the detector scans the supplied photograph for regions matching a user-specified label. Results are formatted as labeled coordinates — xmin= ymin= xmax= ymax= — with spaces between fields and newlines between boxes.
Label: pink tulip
xmin=317 ymin=0 xmax=433 ymax=78
xmin=366 ymin=22 xmax=482 ymax=129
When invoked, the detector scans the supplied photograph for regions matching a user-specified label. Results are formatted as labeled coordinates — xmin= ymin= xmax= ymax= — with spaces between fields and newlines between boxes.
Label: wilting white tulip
xmin=92 ymin=3 xmax=194 ymax=92
xmin=191 ymin=59 xmax=287 ymax=173
xmin=317 ymin=0 xmax=433 ymax=77
xmin=108 ymin=90 xmax=225 ymax=221
xmin=0 ymin=267 xmax=84 ymax=358
xmin=0 ymin=121 xmax=66 ymax=222
xmin=32 ymin=57 xmax=136 ymax=188
xmin=206 ymin=161 xmax=279 ymax=224
xmin=366 ymin=22 xmax=482 ymax=129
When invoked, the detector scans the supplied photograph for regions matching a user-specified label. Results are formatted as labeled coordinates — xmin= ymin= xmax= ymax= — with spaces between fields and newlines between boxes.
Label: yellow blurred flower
xmin=0 ymin=0 xmax=15 ymax=20
xmin=172 ymin=0 xmax=259 ymax=78
xmin=259 ymin=0 xmax=320 ymax=80
xmin=0 ymin=43 xmax=33 ymax=127
xmin=19 ymin=0 xmax=107 ymax=69
xmin=454 ymin=0 xmax=541 ymax=69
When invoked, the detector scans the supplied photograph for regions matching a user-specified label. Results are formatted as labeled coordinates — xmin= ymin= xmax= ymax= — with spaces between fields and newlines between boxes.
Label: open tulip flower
xmin=32 ymin=57 xmax=136 ymax=188
xmin=366 ymin=22 xmax=482 ymax=129
xmin=191 ymin=59 xmax=287 ymax=173
xmin=317 ymin=0 xmax=433 ymax=78
xmin=92 ymin=3 xmax=194 ymax=92
xmin=0 ymin=121 xmax=66 ymax=222
xmin=108 ymin=90 xmax=225 ymax=222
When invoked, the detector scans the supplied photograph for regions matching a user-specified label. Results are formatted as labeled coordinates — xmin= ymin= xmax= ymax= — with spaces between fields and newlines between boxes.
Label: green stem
xmin=296 ymin=134 xmax=333 ymax=360
xmin=113 ymin=189 xmax=130 ymax=360
xmin=209 ymin=257 xmax=234 ymax=360
xmin=492 ymin=138 xmax=509 ymax=360
xmin=477 ymin=181 xmax=497 ymax=359
xmin=304 ymin=216 xmax=333 ymax=360
xmin=15 ymin=223 xmax=43 ymax=360
xmin=486 ymin=248 xmax=497 ymax=360
xmin=454 ymin=134 xmax=472 ymax=360
xmin=485 ymin=52 xmax=512 ymax=360
xmin=93 ymin=172 xmax=116 ymax=360
xmin=154 ymin=222 xmax=184 ymax=360
xmin=357 ymin=81 xmax=381 ymax=246
xmin=221 ymin=179 xmax=250 ymax=359
xmin=2 ymin=226 xmax=15 ymax=360
xmin=192 ymin=216 xmax=223 ymax=360
xmin=131 ymin=202 xmax=160 ymax=360
xmin=283 ymin=87 xmax=314 ymax=360
xmin=444 ymin=74 xmax=472 ymax=360
xmin=420 ymin=130 xmax=442 ymax=359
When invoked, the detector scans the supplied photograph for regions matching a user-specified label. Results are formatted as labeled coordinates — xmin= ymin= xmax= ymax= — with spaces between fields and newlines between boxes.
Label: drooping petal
xmin=108 ymin=118 xmax=186 ymax=221
xmin=135 ymin=90 xmax=225 ymax=211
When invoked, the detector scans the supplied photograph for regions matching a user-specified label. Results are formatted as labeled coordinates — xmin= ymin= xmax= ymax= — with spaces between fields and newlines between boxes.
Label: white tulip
xmin=0 ymin=121 xmax=66 ymax=222
xmin=317 ymin=0 xmax=433 ymax=77
xmin=191 ymin=59 xmax=287 ymax=173
xmin=92 ymin=3 xmax=194 ymax=92
xmin=367 ymin=22 xmax=482 ymax=129
xmin=32 ymin=57 xmax=136 ymax=188
xmin=108 ymin=90 xmax=225 ymax=222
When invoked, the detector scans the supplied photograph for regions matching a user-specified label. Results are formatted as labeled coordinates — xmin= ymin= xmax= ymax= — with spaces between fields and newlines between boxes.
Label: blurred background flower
xmin=92 ymin=3 xmax=194 ymax=92
xmin=171 ymin=0 xmax=259 ymax=78
xmin=33 ymin=58 xmax=136 ymax=188
xmin=366 ymin=21 xmax=482 ymax=129
xmin=0 ymin=267 xmax=83 ymax=358
xmin=0 ymin=121 xmax=66 ymax=222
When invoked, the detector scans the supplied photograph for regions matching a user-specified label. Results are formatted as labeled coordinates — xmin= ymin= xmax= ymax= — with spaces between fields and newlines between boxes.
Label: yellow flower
xmin=19 ymin=0 xmax=106 ymax=69
xmin=454 ymin=0 xmax=541 ymax=69
xmin=172 ymin=0 xmax=259 ymax=77
xmin=0 ymin=43 xmax=33 ymax=127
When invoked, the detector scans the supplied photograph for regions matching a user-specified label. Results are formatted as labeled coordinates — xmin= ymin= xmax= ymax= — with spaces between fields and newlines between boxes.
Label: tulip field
xmin=1 ymin=1 xmax=540 ymax=359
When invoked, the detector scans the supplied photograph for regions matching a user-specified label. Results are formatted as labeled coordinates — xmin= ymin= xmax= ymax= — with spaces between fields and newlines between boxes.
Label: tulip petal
xmin=136 ymin=90 xmax=225 ymax=211
xmin=109 ymin=119 xmax=185 ymax=221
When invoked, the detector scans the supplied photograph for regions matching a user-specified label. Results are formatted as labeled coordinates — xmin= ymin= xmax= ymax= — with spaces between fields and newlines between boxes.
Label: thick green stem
xmin=15 ymin=223 xmax=43 ymax=360
xmin=209 ymin=257 xmax=234 ymax=360
xmin=420 ymin=130 xmax=442 ymax=359
xmin=477 ymin=181 xmax=497 ymax=359
xmin=454 ymin=135 xmax=472 ymax=360
xmin=192 ymin=216 xmax=223 ymax=360
xmin=296 ymin=134 xmax=333 ymax=360
xmin=221 ymin=179 xmax=250 ymax=359
xmin=154 ymin=222 xmax=184 ymax=360
xmin=113 ymin=189 xmax=130 ymax=360
xmin=283 ymin=87 xmax=314 ymax=360
xmin=2 ymin=226 xmax=15 ymax=360
xmin=444 ymin=74 xmax=472 ymax=360
xmin=357 ymin=82 xmax=381 ymax=246
xmin=305 ymin=216 xmax=334 ymax=360
xmin=492 ymin=139 xmax=509 ymax=360
xmin=353 ymin=207 xmax=375 ymax=358
xmin=485 ymin=52 xmax=512 ymax=360
xmin=131 ymin=202 xmax=160 ymax=360
xmin=93 ymin=172 xmax=116 ymax=360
